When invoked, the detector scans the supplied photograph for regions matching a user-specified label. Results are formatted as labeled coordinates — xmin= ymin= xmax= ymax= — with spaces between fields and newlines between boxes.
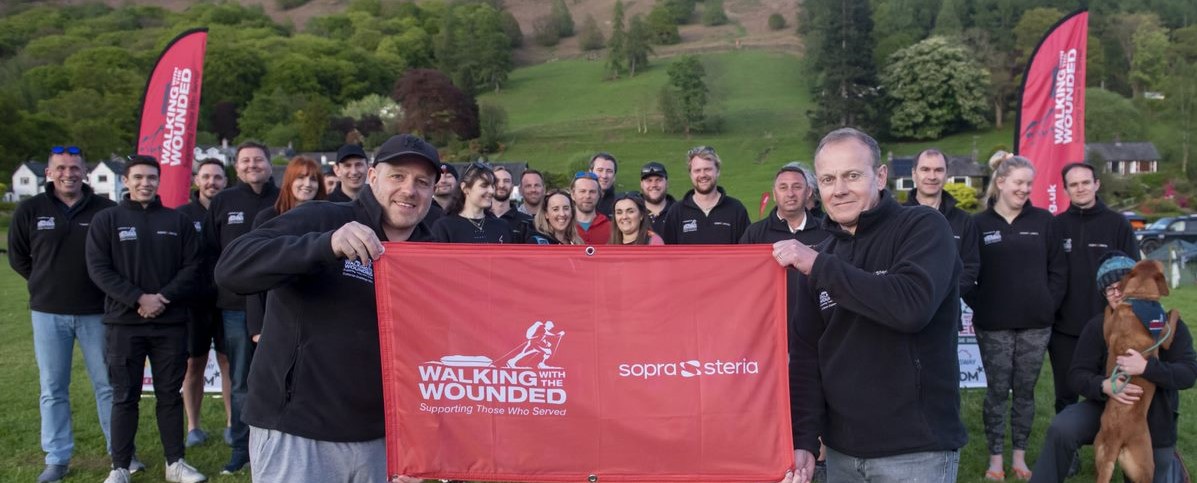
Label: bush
xmin=702 ymin=0 xmax=729 ymax=26
xmin=532 ymin=15 xmax=560 ymax=46
xmin=578 ymin=14 xmax=605 ymax=50
xmin=647 ymin=6 xmax=681 ymax=45
xmin=944 ymin=183 xmax=979 ymax=211
xmin=500 ymin=11 xmax=523 ymax=48
xmin=767 ymin=13 xmax=786 ymax=30
xmin=478 ymin=103 xmax=508 ymax=153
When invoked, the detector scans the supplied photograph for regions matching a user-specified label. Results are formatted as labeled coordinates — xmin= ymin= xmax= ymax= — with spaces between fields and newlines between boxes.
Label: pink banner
xmin=136 ymin=29 xmax=207 ymax=208
xmin=1015 ymin=11 xmax=1087 ymax=214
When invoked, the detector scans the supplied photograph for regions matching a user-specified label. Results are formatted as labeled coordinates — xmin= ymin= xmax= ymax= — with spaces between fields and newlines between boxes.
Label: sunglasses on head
xmin=51 ymin=146 xmax=81 ymax=155
xmin=686 ymin=146 xmax=716 ymax=158
xmin=463 ymin=160 xmax=494 ymax=176
xmin=573 ymin=171 xmax=599 ymax=180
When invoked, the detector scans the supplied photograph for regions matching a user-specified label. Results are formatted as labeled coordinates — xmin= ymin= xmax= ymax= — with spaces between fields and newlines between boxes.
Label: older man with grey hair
xmin=775 ymin=128 xmax=966 ymax=483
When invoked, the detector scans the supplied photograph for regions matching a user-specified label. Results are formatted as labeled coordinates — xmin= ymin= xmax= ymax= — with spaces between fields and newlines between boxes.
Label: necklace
xmin=466 ymin=216 xmax=485 ymax=231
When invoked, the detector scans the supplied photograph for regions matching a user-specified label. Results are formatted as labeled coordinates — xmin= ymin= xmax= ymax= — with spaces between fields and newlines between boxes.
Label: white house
xmin=194 ymin=146 xmax=230 ymax=165
xmin=88 ymin=158 xmax=126 ymax=202
xmin=11 ymin=161 xmax=47 ymax=200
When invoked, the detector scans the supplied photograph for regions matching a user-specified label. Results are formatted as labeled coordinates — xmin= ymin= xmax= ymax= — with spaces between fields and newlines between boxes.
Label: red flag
xmin=759 ymin=192 xmax=771 ymax=218
xmin=136 ymin=28 xmax=207 ymax=208
xmin=375 ymin=244 xmax=793 ymax=482
xmin=1015 ymin=10 xmax=1087 ymax=214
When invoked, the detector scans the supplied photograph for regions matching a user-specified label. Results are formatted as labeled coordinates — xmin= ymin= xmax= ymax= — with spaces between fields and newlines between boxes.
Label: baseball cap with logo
xmin=373 ymin=134 xmax=441 ymax=181
xmin=640 ymin=162 xmax=668 ymax=180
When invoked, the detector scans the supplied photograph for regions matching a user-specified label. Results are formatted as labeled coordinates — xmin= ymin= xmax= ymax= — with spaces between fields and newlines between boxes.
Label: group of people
xmin=8 ymin=128 xmax=1195 ymax=483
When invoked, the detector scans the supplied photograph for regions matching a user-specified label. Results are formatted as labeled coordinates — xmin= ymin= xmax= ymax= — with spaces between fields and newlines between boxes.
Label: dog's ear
xmin=1151 ymin=260 xmax=1170 ymax=297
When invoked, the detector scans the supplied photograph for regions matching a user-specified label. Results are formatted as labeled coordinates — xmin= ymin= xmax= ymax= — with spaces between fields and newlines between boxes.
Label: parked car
xmin=1122 ymin=211 xmax=1147 ymax=231
xmin=1135 ymin=214 xmax=1197 ymax=254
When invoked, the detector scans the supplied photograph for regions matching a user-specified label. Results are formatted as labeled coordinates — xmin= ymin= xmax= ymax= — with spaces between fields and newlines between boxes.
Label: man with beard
xmin=639 ymin=162 xmax=675 ymax=235
xmin=571 ymin=172 xmax=611 ymax=245
xmin=424 ymin=163 xmax=457 ymax=226
xmin=903 ymin=149 xmax=981 ymax=308
xmin=590 ymin=153 xmax=618 ymax=217
xmin=214 ymin=134 xmax=438 ymax=483
xmin=661 ymin=146 xmax=749 ymax=244
xmin=327 ymin=144 xmax=368 ymax=202
xmin=175 ymin=159 xmax=233 ymax=449
xmin=322 ymin=165 xmax=338 ymax=195
xmin=490 ymin=166 xmax=532 ymax=243
xmin=518 ymin=169 xmax=545 ymax=216
xmin=204 ymin=141 xmax=279 ymax=475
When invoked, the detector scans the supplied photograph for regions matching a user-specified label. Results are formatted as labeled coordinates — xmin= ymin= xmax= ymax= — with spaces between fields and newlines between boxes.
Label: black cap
xmin=438 ymin=163 xmax=459 ymax=180
xmin=640 ymin=161 xmax=667 ymax=180
xmin=335 ymin=144 xmax=368 ymax=164
xmin=373 ymin=134 xmax=441 ymax=180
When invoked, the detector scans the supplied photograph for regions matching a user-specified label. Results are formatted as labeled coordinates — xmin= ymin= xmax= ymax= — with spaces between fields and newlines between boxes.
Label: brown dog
xmin=1094 ymin=260 xmax=1180 ymax=483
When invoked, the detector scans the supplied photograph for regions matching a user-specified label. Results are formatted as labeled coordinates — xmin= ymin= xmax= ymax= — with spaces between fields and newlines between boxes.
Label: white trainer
xmin=103 ymin=468 xmax=131 ymax=483
xmin=165 ymin=459 xmax=207 ymax=483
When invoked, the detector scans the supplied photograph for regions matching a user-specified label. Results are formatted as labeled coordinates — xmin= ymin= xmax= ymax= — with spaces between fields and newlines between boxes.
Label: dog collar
xmin=1127 ymin=298 xmax=1167 ymax=340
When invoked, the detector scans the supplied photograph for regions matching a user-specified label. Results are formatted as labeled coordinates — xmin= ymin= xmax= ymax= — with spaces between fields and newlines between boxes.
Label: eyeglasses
xmin=51 ymin=146 xmax=81 ymax=155
xmin=686 ymin=146 xmax=716 ymax=158
xmin=1104 ymin=285 xmax=1122 ymax=296
xmin=573 ymin=171 xmax=599 ymax=180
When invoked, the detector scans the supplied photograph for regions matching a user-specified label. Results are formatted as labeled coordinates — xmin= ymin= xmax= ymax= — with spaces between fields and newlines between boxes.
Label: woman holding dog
xmin=1030 ymin=252 xmax=1197 ymax=482
xmin=972 ymin=152 xmax=1068 ymax=480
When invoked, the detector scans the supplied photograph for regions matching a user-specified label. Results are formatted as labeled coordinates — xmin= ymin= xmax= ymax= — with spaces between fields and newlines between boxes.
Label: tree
xmin=478 ymin=102 xmax=508 ymax=153
xmin=1085 ymin=88 xmax=1144 ymax=142
xmin=551 ymin=0 xmax=575 ymax=37
xmin=1130 ymin=23 xmax=1169 ymax=95
xmin=392 ymin=68 xmax=480 ymax=145
xmin=1108 ymin=12 xmax=1164 ymax=98
xmin=1164 ymin=61 xmax=1196 ymax=175
xmin=767 ymin=13 xmax=786 ymax=31
xmin=665 ymin=56 xmax=708 ymax=137
xmin=578 ymin=14 xmax=605 ymax=50
xmin=1013 ymin=8 xmax=1065 ymax=64
xmin=626 ymin=14 xmax=654 ymax=76
xmin=434 ymin=3 xmax=513 ymax=94
xmin=662 ymin=0 xmax=696 ymax=25
xmin=646 ymin=5 xmax=681 ymax=45
xmin=962 ymin=28 xmax=1017 ymax=128
xmin=500 ymin=10 xmax=523 ymax=47
xmin=606 ymin=0 xmax=628 ymax=78
xmin=805 ymin=0 xmax=881 ymax=137
xmin=703 ymin=0 xmax=729 ymax=26
xmin=881 ymin=36 xmax=991 ymax=139
xmin=532 ymin=15 xmax=560 ymax=46
xmin=1172 ymin=25 xmax=1197 ymax=64
xmin=932 ymin=0 xmax=964 ymax=36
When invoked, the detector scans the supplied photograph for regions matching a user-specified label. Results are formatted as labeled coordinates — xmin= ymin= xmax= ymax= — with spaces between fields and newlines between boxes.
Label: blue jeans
xmin=31 ymin=311 xmax=113 ymax=465
xmin=826 ymin=446 xmax=960 ymax=483
xmin=223 ymin=310 xmax=252 ymax=455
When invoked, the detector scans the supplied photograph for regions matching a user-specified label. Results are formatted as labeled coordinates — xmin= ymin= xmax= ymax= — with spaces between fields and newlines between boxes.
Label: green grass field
xmin=480 ymin=51 xmax=1017 ymax=221
xmin=0 ymin=231 xmax=1194 ymax=481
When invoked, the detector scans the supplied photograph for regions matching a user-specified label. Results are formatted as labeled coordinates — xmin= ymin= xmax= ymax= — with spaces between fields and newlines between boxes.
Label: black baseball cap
xmin=640 ymin=162 xmax=667 ymax=180
xmin=373 ymin=134 xmax=441 ymax=181
xmin=438 ymin=163 xmax=459 ymax=180
xmin=335 ymin=144 xmax=368 ymax=164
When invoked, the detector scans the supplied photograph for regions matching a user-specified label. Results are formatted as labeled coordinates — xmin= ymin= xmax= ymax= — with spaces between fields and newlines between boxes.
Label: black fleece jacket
xmin=214 ymin=186 xmax=431 ymax=442
xmin=660 ymin=186 xmax=749 ymax=244
xmin=1070 ymin=312 xmax=1197 ymax=447
xmin=972 ymin=202 xmax=1067 ymax=331
xmin=1053 ymin=199 xmax=1141 ymax=335
xmin=647 ymin=194 xmax=677 ymax=235
xmin=176 ymin=191 xmax=218 ymax=304
xmin=791 ymin=190 xmax=966 ymax=458
xmin=9 ymin=183 xmax=116 ymax=314
xmin=203 ymin=181 xmax=279 ymax=310
xmin=85 ymin=197 xmax=201 ymax=325
xmin=903 ymin=190 xmax=981 ymax=304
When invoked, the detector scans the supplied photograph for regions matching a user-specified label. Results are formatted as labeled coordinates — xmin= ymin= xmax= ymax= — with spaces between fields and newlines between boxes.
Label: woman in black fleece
xmin=972 ymin=152 xmax=1067 ymax=481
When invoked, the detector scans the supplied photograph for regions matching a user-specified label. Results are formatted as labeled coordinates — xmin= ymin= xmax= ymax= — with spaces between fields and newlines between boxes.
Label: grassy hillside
xmin=483 ymin=50 xmax=814 ymax=218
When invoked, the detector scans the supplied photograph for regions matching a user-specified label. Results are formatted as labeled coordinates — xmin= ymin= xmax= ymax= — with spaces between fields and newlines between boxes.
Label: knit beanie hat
xmin=1096 ymin=251 xmax=1136 ymax=293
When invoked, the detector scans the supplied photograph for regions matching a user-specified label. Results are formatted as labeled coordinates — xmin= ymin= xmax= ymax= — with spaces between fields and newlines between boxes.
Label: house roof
xmin=1086 ymin=142 xmax=1160 ymax=162
xmin=889 ymin=155 xmax=985 ymax=178
xmin=94 ymin=158 xmax=126 ymax=174
xmin=20 ymin=161 xmax=47 ymax=175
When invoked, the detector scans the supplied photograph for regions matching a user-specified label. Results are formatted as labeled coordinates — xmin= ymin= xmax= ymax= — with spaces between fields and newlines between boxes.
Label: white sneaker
xmin=128 ymin=455 xmax=146 ymax=474
xmin=165 ymin=459 xmax=207 ymax=483
xmin=103 ymin=468 xmax=131 ymax=483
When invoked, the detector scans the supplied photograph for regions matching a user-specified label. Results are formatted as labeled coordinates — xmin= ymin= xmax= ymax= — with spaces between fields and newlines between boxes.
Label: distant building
xmin=888 ymin=153 xmax=987 ymax=192
xmin=11 ymin=161 xmax=47 ymax=200
xmin=1086 ymin=141 xmax=1161 ymax=175
xmin=88 ymin=158 xmax=126 ymax=202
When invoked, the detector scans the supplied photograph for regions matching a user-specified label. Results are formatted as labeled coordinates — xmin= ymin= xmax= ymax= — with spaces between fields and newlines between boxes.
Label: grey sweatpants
xmin=976 ymin=327 xmax=1052 ymax=454
xmin=250 ymin=425 xmax=386 ymax=483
